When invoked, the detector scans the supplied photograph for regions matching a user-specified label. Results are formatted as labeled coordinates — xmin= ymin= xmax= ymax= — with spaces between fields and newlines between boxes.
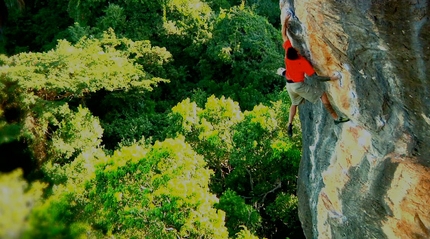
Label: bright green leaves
xmin=49 ymin=105 xmax=103 ymax=162
xmin=25 ymin=138 xmax=228 ymax=238
xmin=161 ymin=0 xmax=212 ymax=56
xmin=0 ymin=1 xmax=304 ymax=238
xmin=230 ymin=97 xmax=301 ymax=237
xmin=228 ymin=102 xmax=300 ymax=211
xmin=164 ymin=0 xmax=212 ymax=39
xmin=235 ymin=226 xmax=260 ymax=239
xmin=0 ymin=31 xmax=171 ymax=162
xmin=200 ymin=95 xmax=243 ymax=126
xmin=0 ymin=169 xmax=46 ymax=239
xmin=83 ymin=138 xmax=228 ymax=238
xmin=42 ymin=147 xmax=106 ymax=186
xmin=24 ymin=192 xmax=94 ymax=239
xmin=171 ymin=98 xmax=201 ymax=134
xmin=67 ymin=0 xmax=212 ymax=59
xmin=168 ymin=95 xmax=302 ymax=237
xmin=170 ymin=96 xmax=301 ymax=190
xmin=1 ymin=32 xmax=169 ymax=98
xmin=170 ymin=95 xmax=243 ymax=170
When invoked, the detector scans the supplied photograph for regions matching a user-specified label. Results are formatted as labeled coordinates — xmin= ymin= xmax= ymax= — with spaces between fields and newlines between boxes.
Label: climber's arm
xmin=302 ymin=57 xmax=342 ymax=81
xmin=281 ymin=14 xmax=291 ymax=42
xmin=308 ymin=73 xmax=341 ymax=82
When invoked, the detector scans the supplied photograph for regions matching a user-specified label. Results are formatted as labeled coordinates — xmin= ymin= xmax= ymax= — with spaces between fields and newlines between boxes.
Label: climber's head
xmin=286 ymin=47 xmax=299 ymax=60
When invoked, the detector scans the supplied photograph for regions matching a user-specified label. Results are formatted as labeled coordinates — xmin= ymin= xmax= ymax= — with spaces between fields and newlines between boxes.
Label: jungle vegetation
xmin=0 ymin=0 xmax=304 ymax=238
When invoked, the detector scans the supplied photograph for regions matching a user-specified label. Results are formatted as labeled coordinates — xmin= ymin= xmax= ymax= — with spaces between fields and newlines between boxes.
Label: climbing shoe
xmin=287 ymin=124 xmax=293 ymax=137
xmin=334 ymin=116 xmax=350 ymax=125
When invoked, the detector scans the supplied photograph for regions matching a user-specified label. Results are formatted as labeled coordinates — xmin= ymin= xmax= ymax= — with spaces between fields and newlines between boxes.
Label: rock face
xmin=280 ymin=0 xmax=430 ymax=238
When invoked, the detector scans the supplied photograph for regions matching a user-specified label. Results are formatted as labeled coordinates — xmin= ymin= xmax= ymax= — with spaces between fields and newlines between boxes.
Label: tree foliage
xmin=0 ymin=30 xmax=169 ymax=162
xmin=0 ymin=169 xmax=46 ymax=239
xmin=0 ymin=0 xmax=305 ymax=238
xmin=25 ymin=138 xmax=229 ymax=239
xmin=197 ymin=5 xmax=283 ymax=110
xmin=1 ymin=0 xmax=73 ymax=54
xmin=216 ymin=189 xmax=262 ymax=237
xmin=168 ymin=95 xmax=302 ymax=238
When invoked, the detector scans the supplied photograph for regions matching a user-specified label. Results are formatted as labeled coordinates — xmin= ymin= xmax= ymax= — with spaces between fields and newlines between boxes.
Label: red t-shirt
xmin=283 ymin=40 xmax=315 ymax=82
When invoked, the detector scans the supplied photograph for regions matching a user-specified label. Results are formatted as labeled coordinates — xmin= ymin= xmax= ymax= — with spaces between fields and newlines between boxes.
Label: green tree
xmin=204 ymin=0 xmax=281 ymax=27
xmin=246 ymin=0 xmax=281 ymax=27
xmin=228 ymin=102 xmax=301 ymax=237
xmin=235 ymin=226 xmax=260 ymax=239
xmin=266 ymin=192 xmax=301 ymax=233
xmin=197 ymin=5 xmax=283 ymax=110
xmin=0 ymin=1 xmax=305 ymax=238
xmin=47 ymin=104 xmax=103 ymax=163
xmin=26 ymin=138 xmax=229 ymax=238
xmin=24 ymin=148 xmax=108 ymax=239
xmin=65 ymin=0 xmax=213 ymax=99
xmin=203 ymin=0 xmax=236 ymax=11
xmin=167 ymin=95 xmax=303 ymax=238
xmin=0 ymin=30 xmax=169 ymax=163
xmin=168 ymin=95 xmax=243 ymax=193
xmin=63 ymin=0 xmax=217 ymax=149
xmin=216 ymin=189 xmax=261 ymax=237
xmin=87 ymin=91 xmax=169 ymax=149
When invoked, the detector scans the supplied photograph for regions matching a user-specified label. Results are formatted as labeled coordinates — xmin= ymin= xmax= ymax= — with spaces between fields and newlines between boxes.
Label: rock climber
xmin=278 ymin=9 xmax=349 ymax=137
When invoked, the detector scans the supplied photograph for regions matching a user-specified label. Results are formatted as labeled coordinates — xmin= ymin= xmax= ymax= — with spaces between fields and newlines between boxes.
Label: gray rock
xmin=281 ymin=1 xmax=430 ymax=238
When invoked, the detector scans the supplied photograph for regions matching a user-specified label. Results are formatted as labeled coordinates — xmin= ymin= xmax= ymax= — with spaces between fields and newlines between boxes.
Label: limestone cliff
xmin=280 ymin=0 xmax=430 ymax=238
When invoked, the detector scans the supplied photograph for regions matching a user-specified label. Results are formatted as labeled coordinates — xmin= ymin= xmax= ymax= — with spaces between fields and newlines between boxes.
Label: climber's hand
xmin=277 ymin=68 xmax=286 ymax=76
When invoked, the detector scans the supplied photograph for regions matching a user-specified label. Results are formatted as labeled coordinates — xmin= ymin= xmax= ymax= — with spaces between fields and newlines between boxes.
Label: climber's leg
xmin=288 ymin=104 xmax=297 ymax=125
xmin=287 ymin=104 xmax=297 ymax=137
xmin=321 ymin=92 xmax=350 ymax=124
xmin=321 ymin=92 xmax=338 ymax=120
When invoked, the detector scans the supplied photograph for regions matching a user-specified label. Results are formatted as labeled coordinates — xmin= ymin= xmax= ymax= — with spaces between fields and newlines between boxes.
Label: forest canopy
xmin=0 ymin=0 xmax=305 ymax=238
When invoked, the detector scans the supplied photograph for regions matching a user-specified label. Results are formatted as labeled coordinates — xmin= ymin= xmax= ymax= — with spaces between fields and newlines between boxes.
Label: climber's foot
xmin=288 ymin=124 xmax=293 ymax=137
xmin=334 ymin=116 xmax=350 ymax=125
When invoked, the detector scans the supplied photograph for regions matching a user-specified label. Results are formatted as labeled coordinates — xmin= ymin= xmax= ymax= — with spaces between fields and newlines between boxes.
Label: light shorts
xmin=286 ymin=81 xmax=324 ymax=105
